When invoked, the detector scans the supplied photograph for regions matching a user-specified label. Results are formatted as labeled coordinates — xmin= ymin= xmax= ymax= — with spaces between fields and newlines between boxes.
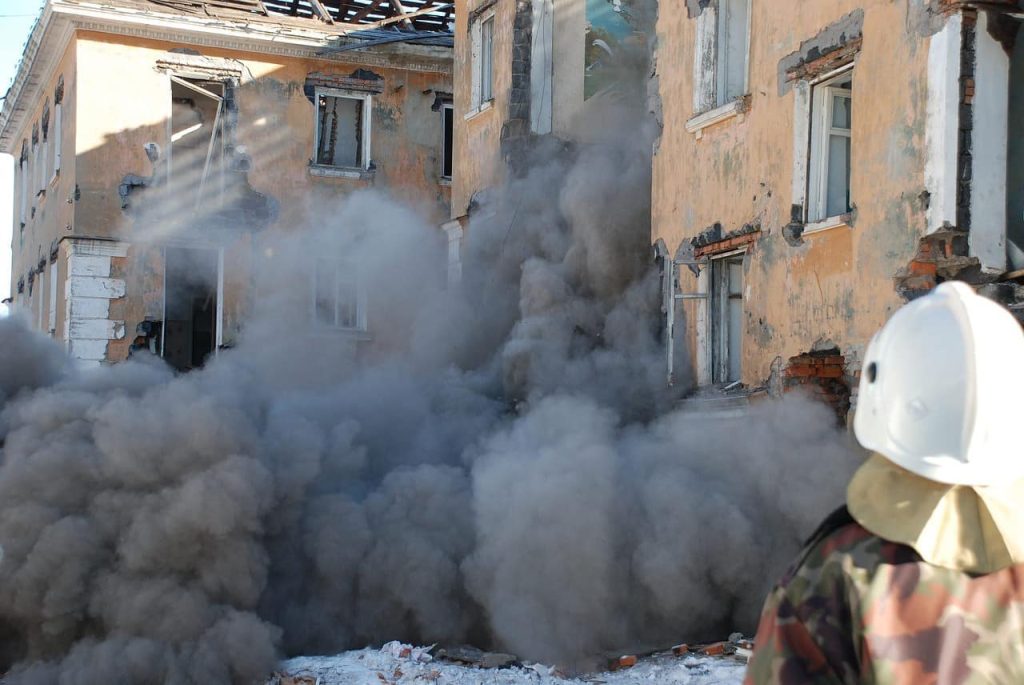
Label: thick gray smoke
xmin=0 ymin=7 xmax=859 ymax=683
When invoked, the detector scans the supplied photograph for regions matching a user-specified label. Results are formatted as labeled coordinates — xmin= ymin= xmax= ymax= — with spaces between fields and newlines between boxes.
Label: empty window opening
xmin=710 ymin=254 xmax=743 ymax=384
xmin=441 ymin=103 xmax=454 ymax=178
xmin=169 ymin=76 xmax=227 ymax=209
xmin=315 ymin=89 xmax=371 ymax=169
xmin=807 ymin=70 xmax=853 ymax=223
xmin=716 ymin=0 xmax=750 ymax=106
xmin=162 ymin=247 xmax=219 ymax=372
xmin=313 ymin=258 xmax=366 ymax=331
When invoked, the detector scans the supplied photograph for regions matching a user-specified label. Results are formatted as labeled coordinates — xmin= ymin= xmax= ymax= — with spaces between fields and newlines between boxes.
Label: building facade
xmin=653 ymin=1 xmax=1023 ymax=413
xmin=2 ymin=0 xmax=454 ymax=368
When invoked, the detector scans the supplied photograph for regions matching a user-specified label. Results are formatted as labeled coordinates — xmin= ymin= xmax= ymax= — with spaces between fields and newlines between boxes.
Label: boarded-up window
xmin=315 ymin=91 xmax=369 ymax=169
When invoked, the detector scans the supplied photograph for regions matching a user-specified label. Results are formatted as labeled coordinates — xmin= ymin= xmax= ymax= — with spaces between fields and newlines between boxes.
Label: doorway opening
xmin=163 ymin=247 xmax=219 ymax=372
xmin=710 ymin=254 xmax=743 ymax=384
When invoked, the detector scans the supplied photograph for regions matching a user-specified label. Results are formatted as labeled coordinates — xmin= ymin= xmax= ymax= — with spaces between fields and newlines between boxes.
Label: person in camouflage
xmin=745 ymin=282 xmax=1024 ymax=685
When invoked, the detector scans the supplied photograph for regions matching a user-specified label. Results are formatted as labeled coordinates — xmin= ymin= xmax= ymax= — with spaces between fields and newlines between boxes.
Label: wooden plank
xmin=342 ymin=2 xmax=449 ymax=29
xmin=347 ymin=0 xmax=385 ymax=23
xmin=309 ymin=0 xmax=336 ymax=22
xmin=385 ymin=0 xmax=415 ymax=27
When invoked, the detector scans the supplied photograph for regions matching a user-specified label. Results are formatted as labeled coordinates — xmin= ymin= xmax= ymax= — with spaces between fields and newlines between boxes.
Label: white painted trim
xmin=802 ymin=216 xmax=850 ymax=236
xmin=463 ymin=99 xmax=494 ymax=121
xmin=529 ymin=0 xmax=553 ymax=135
xmin=685 ymin=99 xmax=745 ymax=137
xmin=308 ymin=164 xmax=374 ymax=179
xmin=969 ymin=11 xmax=1009 ymax=272
xmin=312 ymin=86 xmax=373 ymax=171
xmin=692 ymin=4 xmax=718 ymax=114
xmin=791 ymin=80 xmax=811 ymax=211
xmin=925 ymin=13 xmax=962 ymax=235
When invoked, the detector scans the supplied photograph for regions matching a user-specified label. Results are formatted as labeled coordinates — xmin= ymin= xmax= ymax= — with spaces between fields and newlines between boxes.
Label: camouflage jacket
xmin=745 ymin=507 xmax=1024 ymax=685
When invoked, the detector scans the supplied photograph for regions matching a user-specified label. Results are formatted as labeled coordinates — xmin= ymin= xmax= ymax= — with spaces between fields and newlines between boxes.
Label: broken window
xmin=315 ymin=88 xmax=371 ymax=169
xmin=710 ymin=254 xmax=743 ymax=384
xmin=313 ymin=258 xmax=366 ymax=331
xmin=471 ymin=14 xmax=495 ymax=108
xmin=441 ymin=103 xmax=454 ymax=179
xmin=169 ymin=76 xmax=228 ymax=209
xmin=807 ymin=70 xmax=853 ymax=223
xmin=692 ymin=0 xmax=750 ymax=113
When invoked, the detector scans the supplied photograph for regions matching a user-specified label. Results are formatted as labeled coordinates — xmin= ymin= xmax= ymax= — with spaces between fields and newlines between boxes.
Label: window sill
xmin=439 ymin=177 xmax=452 ymax=187
xmin=308 ymin=164 xmax=374 ymax=180
xmin=463 ymin=99 xmax=494 ymax=121
xmin=802 ymin=216 xmax=850 ymax=236
xmin=686 ymin=98 xmax=747 ymax=138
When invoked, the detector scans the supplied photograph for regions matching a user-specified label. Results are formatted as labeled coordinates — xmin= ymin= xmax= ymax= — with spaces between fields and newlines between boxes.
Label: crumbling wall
xmin=653 ymin=1 xmax=937 ymax=390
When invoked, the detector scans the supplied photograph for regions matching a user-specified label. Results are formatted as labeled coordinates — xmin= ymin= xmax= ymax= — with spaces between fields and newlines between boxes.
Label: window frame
xmin=470 ymin=13 xmax=497 ymax=111
xmin=691 ymin=0 xmax=751 ymax=117
xmin=806 ymin=68 xmax=853 ymax=224
xmin=714 ymin=0 xmax=751 ymax=108
xmin=312 ymin=86 xmax=373 ymax=172
xmin=709 ymin=251 xmax=744 ymax=385
xmin=441 ymin=102 xmax=454 ymax=179
xmin=311 ymin=258 xmax=367 ymax=333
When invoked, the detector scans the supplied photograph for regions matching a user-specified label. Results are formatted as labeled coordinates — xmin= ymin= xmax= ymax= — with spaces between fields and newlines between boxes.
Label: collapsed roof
xmin=89 ymin=0 xmax=454 ymax=36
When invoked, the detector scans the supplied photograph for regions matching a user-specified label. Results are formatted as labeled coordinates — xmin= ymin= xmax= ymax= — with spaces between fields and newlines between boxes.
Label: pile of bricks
xmin=784 ymin=351 xmax=850 ymax=424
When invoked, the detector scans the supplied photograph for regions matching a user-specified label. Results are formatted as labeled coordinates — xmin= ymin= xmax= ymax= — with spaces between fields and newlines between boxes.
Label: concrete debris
xmin=435 ymin=645 xmax=519 ymax=668
xmin=272 ymin=644 xmax=747 ymax=684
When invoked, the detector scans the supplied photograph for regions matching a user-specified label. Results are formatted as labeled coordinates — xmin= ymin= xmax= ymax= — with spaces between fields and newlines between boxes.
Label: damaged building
xmin=653 ymin=1 xmax=1024 ymax=417
xmin=2 ymin=0 xmax=454 ymax=368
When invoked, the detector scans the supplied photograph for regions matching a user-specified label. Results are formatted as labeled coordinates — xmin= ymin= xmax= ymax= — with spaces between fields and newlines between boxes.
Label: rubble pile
xmin=268 ymin=639 xmax=749 ymax=685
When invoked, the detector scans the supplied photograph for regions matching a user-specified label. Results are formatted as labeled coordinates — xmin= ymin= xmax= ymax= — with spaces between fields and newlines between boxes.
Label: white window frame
xmin=312 ymin=86 xmax=372 ymax=172
xmin=692 ymin=0 xmax=751 ymax=116
xmin=806 ymin=67 xmax=853 ymax=225
xmin=709 ymin=251 xmax=744 ymax=385
xmin=441 ymin=102 xmax=454 ymax=179
xmin=470 ymin=13 xmax=496 ymax=111
xmin=311 ymin=259 xmax=367 ymax=332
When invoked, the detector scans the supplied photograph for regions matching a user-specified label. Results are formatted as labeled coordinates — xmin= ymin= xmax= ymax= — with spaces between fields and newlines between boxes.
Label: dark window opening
xmin=442 ymin=104 xmax=454 ymax=178
xmin=163 ymin=247 xmax=218 ymax=372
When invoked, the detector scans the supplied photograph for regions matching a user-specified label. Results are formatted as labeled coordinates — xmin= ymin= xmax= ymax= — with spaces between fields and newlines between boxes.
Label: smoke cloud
xmin=0 ymin=5 xmax=860 ymax=682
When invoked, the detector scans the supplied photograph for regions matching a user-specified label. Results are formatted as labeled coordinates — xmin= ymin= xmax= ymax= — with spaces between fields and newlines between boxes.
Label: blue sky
xmin=0 ymin=0 xmax=45 ymax=307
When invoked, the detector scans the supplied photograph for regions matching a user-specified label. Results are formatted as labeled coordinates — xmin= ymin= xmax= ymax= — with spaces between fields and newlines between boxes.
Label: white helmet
xmin=854 ymin=281 xmax=1024 ymax=486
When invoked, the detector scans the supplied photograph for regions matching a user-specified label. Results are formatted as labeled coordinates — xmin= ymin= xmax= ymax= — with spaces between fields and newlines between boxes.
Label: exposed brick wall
xmin=784 ymin=350 xmax=851 ymax=424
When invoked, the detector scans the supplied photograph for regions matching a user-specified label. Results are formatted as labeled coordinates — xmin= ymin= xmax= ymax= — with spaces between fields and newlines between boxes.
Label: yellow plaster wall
xmin=452 ymin=0 xmax=513 ymax=217
xmin=9 ymin=38 xmax=77 ymax=339
xmin=65 ymin=32 xmax=451 ymax=361
xmin=653 ymin=2 xmax=936 ymax=385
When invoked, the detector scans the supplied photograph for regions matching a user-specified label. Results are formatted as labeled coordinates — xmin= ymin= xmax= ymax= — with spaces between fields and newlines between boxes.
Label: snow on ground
xmin=273 ymin=643 xmax=746 ymax=685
